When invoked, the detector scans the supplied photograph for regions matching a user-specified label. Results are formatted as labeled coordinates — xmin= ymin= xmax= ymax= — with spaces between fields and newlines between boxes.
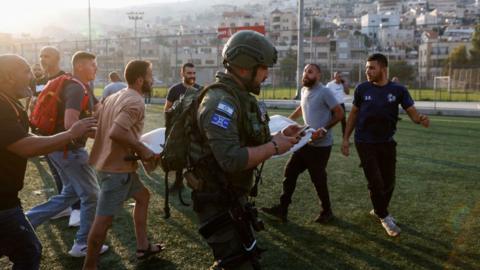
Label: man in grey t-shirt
xmin=262 ymin=64 xmax=343 ymax=223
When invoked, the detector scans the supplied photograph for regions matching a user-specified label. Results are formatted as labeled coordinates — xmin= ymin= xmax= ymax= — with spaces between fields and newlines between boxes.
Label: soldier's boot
xmin=314 ymin=209 xmax=334 ymax=224
xmin=261 ymin=204 xmax=288 ymax=223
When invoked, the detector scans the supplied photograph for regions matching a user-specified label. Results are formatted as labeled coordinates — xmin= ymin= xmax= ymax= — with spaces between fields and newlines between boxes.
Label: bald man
xmin=36 ymin=47 xmax=82 ymax=224
xmin=0 ymin=54 xmax=96 ymax=269
xmin=40 ymin=46 xmax=64 ymax=80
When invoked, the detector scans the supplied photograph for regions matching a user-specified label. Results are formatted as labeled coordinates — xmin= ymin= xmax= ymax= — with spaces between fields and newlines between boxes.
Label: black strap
xmin=164 ymin=171 xmax=170 ymax=219
xmin=0 ymin=93 xmax=21 ymax=120
xmin=250 ymin=162 xmax=264 ymax=198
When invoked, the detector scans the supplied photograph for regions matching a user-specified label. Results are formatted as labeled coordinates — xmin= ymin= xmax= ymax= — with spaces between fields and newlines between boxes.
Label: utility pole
xmin=175 ymin=39 xmax=178 ymax=82
xmin=310 ymin=15 xmax=314 ymax=63
xmin=296 ymin=0 xmax=305 ymax=99
xmin=88 ymin=0 xmax=92 ymax=52
xmin=127 ymin=11 xmax=144 ymax=59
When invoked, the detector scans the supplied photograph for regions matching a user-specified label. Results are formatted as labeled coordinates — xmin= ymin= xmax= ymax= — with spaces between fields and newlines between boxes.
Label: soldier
xmin=187 ymin=30 xmax=301 ymax=269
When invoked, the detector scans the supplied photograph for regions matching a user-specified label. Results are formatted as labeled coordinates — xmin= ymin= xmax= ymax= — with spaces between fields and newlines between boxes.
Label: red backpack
xmin=30 ymin=74 xmax=90 ymax=135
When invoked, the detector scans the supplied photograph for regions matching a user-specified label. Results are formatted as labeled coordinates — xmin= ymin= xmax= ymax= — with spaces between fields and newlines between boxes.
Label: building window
xmin=205 ymin=60 xmax=215 ymax=65
xmin=318 ymin=52 xmax=328 ymax=58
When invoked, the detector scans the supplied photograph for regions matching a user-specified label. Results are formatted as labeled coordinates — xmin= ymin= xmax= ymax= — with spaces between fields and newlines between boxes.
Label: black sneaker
xmin=314 ymin=211 xmax=334 ymax=224
xmin=261 ymin=205 xmax=288 ymax=222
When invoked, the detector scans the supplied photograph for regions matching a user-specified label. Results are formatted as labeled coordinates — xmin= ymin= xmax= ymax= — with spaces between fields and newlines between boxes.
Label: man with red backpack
xmin=34 ymin=46 xmax=83 ymax=225
xmin=26 ymin=51 xmax=109 ymax=257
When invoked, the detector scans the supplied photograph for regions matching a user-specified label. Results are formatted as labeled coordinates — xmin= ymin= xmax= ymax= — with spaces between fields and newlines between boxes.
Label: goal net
xmin=433 ymin=76 xmax=451 ymax=92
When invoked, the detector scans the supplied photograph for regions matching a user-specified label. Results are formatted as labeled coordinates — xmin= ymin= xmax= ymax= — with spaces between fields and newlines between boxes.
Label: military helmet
xmin=222 ymin=30 xmax=277 ymax=69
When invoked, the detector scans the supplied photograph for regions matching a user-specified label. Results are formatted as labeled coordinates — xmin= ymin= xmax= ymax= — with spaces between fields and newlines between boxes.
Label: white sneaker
xmin=370 ymin=209 xmax=396 ymax=222
xmin=50 ymin=207 xmax=71 ymax=220
xmin=68 ymin=241 xmax=109 ymax=258
xmin=381 ymin=215 xmax=401 ymax=237
xmin=68 ymin=209 xmax=81 ymax=227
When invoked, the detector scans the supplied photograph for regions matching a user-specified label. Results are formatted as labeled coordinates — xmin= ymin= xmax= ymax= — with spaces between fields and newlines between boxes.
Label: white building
xmin=443 ymin=27 xmax=475 ymax=42
xmin=361 ymin=12 xmax=401 ymax=41
xmin=377 ymin=0 xmax=402 ymax=13
xmin=354 ymin=1 xmax=377 ymax=17
xmin=418 ymin=32 xmax=473 ymax=87
xmin=219 ymin=11 xmax=265 ymax=29
xmin=416 ymin=10 xmax=439 ymax=28
xmin=269 ymin=8 xmax=298 ymax=46
xmin=429 ymin=0 xmax=458 ymax=14
xmin=404 ymin=0 xmax=428 ymax=10
xmin=378 ymin=27 xmax=415 ymax=48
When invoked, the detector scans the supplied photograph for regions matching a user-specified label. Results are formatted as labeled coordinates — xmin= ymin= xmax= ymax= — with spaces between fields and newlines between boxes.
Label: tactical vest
xmin=190 ymin=82 xmax=271 ymax=194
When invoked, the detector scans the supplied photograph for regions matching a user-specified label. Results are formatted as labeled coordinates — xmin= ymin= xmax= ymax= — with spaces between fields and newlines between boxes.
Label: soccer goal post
xmin=433 ymin=76 xmax=451 ymax=93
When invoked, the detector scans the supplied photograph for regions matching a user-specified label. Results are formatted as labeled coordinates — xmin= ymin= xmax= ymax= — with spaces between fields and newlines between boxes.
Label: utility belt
xmin=197 ymin=197 xmax=265 ymax=270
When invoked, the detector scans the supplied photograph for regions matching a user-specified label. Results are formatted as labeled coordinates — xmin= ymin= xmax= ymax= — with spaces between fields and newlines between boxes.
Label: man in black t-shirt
xmin=164 ymin=63 xmax=201 ymax=191
xmin=0 ymin=54 xmax=96 ymax=270
xmin=164 ymin=62 xmax=201 ymax=110
xmin=342 ymin=54 xmax=429 ymax=237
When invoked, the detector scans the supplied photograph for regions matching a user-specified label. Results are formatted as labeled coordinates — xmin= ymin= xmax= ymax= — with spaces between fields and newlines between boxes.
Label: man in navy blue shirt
xmin=342 ymin=53 xmax=429 ymax=237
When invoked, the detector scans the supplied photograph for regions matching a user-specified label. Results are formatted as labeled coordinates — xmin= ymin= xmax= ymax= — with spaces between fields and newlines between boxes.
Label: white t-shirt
xmin=326 ymin=80 xmax=345 ymax=104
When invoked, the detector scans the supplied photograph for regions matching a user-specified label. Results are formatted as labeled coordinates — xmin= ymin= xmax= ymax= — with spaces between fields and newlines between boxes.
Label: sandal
xmin=136 ymin=242 xmax=165 ymax=260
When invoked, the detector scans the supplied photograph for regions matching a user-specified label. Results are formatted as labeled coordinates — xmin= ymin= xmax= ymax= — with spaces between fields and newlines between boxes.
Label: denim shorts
xmin=96 ymin=172 xmax=144 ymax=216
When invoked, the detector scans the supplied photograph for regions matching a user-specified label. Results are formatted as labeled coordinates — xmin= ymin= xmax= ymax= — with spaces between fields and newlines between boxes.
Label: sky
xmin=0 ymin=0 xmax=187 ymax=34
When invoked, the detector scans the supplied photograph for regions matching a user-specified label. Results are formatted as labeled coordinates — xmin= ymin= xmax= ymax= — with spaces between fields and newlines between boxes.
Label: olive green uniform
xmin=190 ymin=72 xmax=270 ymax=269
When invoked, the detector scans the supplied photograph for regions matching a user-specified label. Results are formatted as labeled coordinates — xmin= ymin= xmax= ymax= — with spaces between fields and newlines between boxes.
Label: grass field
xmin=5 ymin=105 xmax=480 ymax=270
xmin=94 ymin=87 xmax=480 ymax=102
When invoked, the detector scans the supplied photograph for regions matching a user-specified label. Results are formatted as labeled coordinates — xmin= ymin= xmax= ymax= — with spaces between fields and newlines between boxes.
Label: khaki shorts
xmin=96 ymin=172 xmax=144 ymax=216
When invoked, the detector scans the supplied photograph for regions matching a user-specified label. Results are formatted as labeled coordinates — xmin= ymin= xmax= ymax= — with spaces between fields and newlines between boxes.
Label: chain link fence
xmin=6 ymin=32 xmax=480 ymax=101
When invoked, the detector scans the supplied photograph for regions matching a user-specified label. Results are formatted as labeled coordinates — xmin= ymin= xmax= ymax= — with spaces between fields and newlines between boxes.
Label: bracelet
xmin=271 ymin=140 xmax=280 ymax=155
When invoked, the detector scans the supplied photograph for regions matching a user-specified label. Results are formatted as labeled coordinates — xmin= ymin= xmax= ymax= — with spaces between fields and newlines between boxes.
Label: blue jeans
xmin=26 ymin=148 xmax=99 ymax=245
xmin=0 ymin=206 xmax=42 ymax=270
xmin=45 ymin=155 xmax=81 ymax=210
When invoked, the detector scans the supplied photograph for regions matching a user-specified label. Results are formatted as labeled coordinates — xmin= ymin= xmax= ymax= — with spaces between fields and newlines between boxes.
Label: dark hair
xmin=124 ymin=60 xmax=151 ymax=85
xmin=307 ymin=63 xmax=321 ymax=73
xmin=108 ymin=71 xmax=121 ymax=81
xmin=367 ymin=53 xmax=388 ymax=67
xmin=182 ymin=62 xmax=195 ymax=72
xmin=71 ymin=51 xmax=96 ymax=66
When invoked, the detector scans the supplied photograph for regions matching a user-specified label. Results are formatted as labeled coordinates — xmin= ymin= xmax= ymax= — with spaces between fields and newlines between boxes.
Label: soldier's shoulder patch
xmin=210 ymin=113 xmax=231 ymax=129
xmin=215 ymin=101 xmax=235 ymax=117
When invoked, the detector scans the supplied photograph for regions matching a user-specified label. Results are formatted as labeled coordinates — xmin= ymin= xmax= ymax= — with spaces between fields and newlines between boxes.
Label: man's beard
xmin=141 ymin=80 xmax=152 ymax=94
xmin=367 ymin=74 xmax=378 ymax=83
xmin=302 ymin=77 xmax=316 ymax=87
xmin=185 ymin=77 xmax=195 ymax=86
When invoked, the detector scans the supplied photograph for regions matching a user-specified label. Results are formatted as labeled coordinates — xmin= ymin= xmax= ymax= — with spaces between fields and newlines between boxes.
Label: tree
xmin=279 ymin=48 xmax=297 ymax=86
xmin=469 ymin=24 xmax=480 ymax=65
xmin=446 ymin=44 xmax=468 ymax=69
xmin=388 ymin=60 xmax=415 ymax=84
